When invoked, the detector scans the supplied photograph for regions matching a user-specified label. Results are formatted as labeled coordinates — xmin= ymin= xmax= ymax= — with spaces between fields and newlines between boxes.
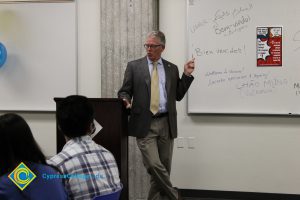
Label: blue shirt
xmin=0 ymin=163 xmax=67 ymax=200
xmin=147 ymin=57 xmax=168 ymax=113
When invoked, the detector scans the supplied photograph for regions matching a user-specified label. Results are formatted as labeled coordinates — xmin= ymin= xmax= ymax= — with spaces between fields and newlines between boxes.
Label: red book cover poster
xmin=257 ymin=27 xmax=282 ymax=67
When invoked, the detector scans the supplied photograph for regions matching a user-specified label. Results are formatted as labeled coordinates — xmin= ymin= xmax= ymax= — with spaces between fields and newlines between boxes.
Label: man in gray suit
xmin=118 ymin=31 xmax=195 ymax=200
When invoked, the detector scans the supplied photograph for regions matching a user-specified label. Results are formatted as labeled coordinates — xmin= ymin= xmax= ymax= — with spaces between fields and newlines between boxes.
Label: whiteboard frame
xmin=0 ymin=1 xmax=78 ymax=111
xmin=186 ymin=0 xmax=300 ymax=115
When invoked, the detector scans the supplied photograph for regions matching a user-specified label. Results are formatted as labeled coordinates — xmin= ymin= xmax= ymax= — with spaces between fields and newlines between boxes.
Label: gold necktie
xmin=150 ymin=61 xmax=159 ymax=115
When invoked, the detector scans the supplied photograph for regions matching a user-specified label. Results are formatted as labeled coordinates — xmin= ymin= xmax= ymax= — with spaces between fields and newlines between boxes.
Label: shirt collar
xmin=146 ymin=57 xmax=163 ymax=66
xmin=65 ymin=135 xmax=92 ymax=146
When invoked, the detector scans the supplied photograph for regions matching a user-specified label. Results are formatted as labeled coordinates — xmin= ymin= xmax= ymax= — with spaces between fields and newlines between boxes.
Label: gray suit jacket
xmin=118 ymin=56 xmax=194 ymax=138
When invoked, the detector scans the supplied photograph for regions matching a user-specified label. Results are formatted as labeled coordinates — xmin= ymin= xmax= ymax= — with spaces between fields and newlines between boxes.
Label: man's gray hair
xmin=147 ymin=30 xmax=166 ymax=46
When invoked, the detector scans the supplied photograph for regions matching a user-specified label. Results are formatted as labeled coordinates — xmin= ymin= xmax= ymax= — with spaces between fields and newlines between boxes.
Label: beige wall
xmin=160 ymin=0 xmax=300 ymax=195
xmin=2 ymin=0 xmax=300 ymax=196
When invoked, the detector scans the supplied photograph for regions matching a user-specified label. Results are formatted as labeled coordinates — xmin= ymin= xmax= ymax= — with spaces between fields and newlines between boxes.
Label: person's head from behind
xmin=57 ymin=95 xmax=94 ymax=139
xmin=0 ymin=113 xmax=46 ymax=176
xmin=144 ymin=30 xmax=166 ymax=62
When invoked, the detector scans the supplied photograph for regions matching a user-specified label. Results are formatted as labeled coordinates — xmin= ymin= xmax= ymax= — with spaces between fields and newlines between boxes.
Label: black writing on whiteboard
xmin=213 ymin=15 xmax=250 ymax=36
xmin=293 ymin=30 xmax=300 ymax=51
xmin=205 ymin=67 xmax=288 ymax=97
xmin=194 ymin=45 xmax=246 ymax=57
xmin=293 ymin=82 xmax=300 ymax=96
xmin=213 ymin=3 xmax=253 ymax=25
xmin=189 ymin=2 xmax=253 ymax=36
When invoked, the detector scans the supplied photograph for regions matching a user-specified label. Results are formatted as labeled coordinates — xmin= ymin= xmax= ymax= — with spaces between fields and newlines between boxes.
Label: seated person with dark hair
xmin=48 ymin=95 xmax=121 ymax=200
xmin=0 ymin=113 xmax=67 ymax=200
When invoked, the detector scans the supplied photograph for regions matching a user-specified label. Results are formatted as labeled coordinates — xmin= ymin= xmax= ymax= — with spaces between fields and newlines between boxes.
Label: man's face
xmin=144 ymin=36 xmax=165 ymax=62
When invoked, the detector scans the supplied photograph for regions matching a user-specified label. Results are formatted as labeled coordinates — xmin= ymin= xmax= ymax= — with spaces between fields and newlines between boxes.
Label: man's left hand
xmin=184 ymin=58 xmax=195 ymax=76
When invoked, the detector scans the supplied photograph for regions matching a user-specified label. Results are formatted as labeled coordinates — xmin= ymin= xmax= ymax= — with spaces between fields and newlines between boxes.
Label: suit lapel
xmin=141 ymin=57 xmax=151 ymax=96
xmin=162 ymin=59 xmax=171 ymax=94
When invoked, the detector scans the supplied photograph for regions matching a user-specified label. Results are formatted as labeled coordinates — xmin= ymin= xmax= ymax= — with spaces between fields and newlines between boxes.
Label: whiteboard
xmin=187 ymin=0 xmax=300 ymax=115
xmin=0 ymin=2 xmax=77 ymax=111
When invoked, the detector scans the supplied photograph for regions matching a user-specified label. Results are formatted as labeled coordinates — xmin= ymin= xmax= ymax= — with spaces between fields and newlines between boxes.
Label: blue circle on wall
xmin=0 ymin=42 xmax=7 ymax=68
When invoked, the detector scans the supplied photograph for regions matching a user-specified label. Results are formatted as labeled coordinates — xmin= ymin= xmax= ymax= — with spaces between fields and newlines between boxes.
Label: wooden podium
xmin=54 ymin=98 xmax=128 ymax=200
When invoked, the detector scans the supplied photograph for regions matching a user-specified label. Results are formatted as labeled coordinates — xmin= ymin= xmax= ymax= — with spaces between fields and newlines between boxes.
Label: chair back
xmin=92 ymin=188 xmax=122 ymax=200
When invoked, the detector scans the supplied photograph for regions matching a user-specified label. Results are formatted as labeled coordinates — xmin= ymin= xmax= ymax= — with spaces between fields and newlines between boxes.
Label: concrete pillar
xmin=100 ymin=0 xmax=158 ymax=199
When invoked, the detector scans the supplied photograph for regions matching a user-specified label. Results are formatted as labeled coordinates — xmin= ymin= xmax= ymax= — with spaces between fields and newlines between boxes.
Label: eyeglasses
xmin=144 ymin=44 xmax=162 ymax=49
